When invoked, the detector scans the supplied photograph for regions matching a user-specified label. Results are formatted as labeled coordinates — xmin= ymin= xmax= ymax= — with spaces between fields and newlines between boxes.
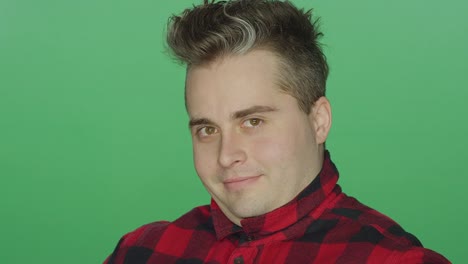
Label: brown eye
xmin=205 ymin=126 xmax=217 ymax=135
xmin=198 ymin=126 xmax=218 ymax=137
xmin=243 ymin=118 xmax=262 ymax=128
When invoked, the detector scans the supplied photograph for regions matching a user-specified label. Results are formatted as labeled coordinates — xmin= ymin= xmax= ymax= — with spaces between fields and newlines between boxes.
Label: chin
xmin=232 ymin=204 xmax=270 ymax=219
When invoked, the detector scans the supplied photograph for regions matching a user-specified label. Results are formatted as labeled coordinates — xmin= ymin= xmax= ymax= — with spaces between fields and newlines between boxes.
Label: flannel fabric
xmin=104 ymin=151 xmax=450 ymax=263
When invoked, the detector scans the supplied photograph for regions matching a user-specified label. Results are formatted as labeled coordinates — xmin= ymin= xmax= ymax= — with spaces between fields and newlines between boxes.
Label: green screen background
xmin=1 ymin=0 xmax=466 ymax=263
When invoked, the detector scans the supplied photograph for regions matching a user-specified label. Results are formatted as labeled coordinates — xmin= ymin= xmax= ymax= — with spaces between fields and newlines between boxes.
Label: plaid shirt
xmin=104 ymin=151 xmax=450 ymax=264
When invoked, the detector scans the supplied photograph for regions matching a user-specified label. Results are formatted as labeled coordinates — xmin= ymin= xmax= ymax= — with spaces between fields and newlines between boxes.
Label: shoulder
xmin=327 ymin=194 xmax=422 ymax=247
xmin=115 ymin=220 xmax=171 ymax=249
xmin=104 ymin=205 xmax=213 ymax=263
xmin=319 ymin=194 xmax=450 ymax=262
xmin=117 ymin=204 xmax=212 ymax=248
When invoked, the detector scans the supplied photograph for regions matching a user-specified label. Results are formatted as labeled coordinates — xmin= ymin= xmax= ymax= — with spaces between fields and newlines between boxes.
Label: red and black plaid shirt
xmin=104 ymin=151 xmax=450 ymax=263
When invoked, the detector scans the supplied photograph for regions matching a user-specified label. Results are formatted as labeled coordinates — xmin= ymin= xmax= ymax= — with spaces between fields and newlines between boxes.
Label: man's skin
xmin=103 ymin=49 xmax=451 ymax=264
xmin=185 ymin=49 xmax=332 ymax=226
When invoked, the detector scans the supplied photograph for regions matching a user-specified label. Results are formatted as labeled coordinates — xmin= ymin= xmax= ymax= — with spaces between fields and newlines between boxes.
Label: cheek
xmin=252 ymin=135 xmax=291 ymax=166
xmin=252 ymin=127 xmax=312 ymax=171
xmin=192 ymin=141 xmax=219 ymax=181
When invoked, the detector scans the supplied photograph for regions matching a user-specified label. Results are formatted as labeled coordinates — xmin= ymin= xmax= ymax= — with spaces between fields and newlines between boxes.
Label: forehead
xmin=185 ymin=50 xmax=284 ymax=117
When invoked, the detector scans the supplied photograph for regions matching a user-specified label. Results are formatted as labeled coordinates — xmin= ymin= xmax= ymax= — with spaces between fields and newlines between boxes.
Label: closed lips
xmin=223 ymin=175 xmax=262 ymax=184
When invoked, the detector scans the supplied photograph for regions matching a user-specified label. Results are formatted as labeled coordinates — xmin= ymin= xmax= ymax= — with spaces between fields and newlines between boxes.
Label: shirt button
xmin=234 ymin=257 xmax=244 ymax=264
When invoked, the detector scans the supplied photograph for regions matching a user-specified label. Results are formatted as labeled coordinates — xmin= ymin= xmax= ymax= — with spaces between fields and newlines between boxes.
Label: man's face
xmin=186 ymin=50 xmax=325 ymax=225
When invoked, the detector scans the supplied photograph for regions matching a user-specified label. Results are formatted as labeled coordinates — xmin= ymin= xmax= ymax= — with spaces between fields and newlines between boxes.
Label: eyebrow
xmin=188 ymin=118 xmax=215 ymax=128
xmin=188 ymin=105 xmax=278 ymax=128
xmin=232 ymin=105 xmax=278 ymax=119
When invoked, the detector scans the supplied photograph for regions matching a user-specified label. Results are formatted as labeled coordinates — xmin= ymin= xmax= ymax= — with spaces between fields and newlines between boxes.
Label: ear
xmin=308 ymin=96 xmax=332 ymax=144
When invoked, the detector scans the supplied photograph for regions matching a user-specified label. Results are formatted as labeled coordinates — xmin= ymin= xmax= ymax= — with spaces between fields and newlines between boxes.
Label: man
xmin=104 ymin=0 xmax=450 ymax=263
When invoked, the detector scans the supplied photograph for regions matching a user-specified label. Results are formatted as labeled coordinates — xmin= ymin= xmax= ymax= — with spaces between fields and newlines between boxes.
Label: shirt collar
xmin=211 ymin=150 xmax=340 ymax=241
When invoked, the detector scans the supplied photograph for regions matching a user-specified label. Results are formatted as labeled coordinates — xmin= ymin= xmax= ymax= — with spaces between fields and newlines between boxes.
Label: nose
xmin=218 ymin=131 xmax=247 ymax=168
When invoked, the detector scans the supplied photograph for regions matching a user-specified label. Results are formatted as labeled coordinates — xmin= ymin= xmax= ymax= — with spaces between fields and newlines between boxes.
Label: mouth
xmin=223 ymin=175 xmax=262 ymax=191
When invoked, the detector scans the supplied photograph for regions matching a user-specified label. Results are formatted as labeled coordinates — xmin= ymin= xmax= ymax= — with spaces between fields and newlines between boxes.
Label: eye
xmin=197 ymin=126 xmax=218 ymax=137
xmin=242 ymin=118 xmax=263 ymax=128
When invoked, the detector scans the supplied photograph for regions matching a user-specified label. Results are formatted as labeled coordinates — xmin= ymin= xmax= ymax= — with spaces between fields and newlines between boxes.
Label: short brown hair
xmin=167 ymin=0 xmax=329 ymax=113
